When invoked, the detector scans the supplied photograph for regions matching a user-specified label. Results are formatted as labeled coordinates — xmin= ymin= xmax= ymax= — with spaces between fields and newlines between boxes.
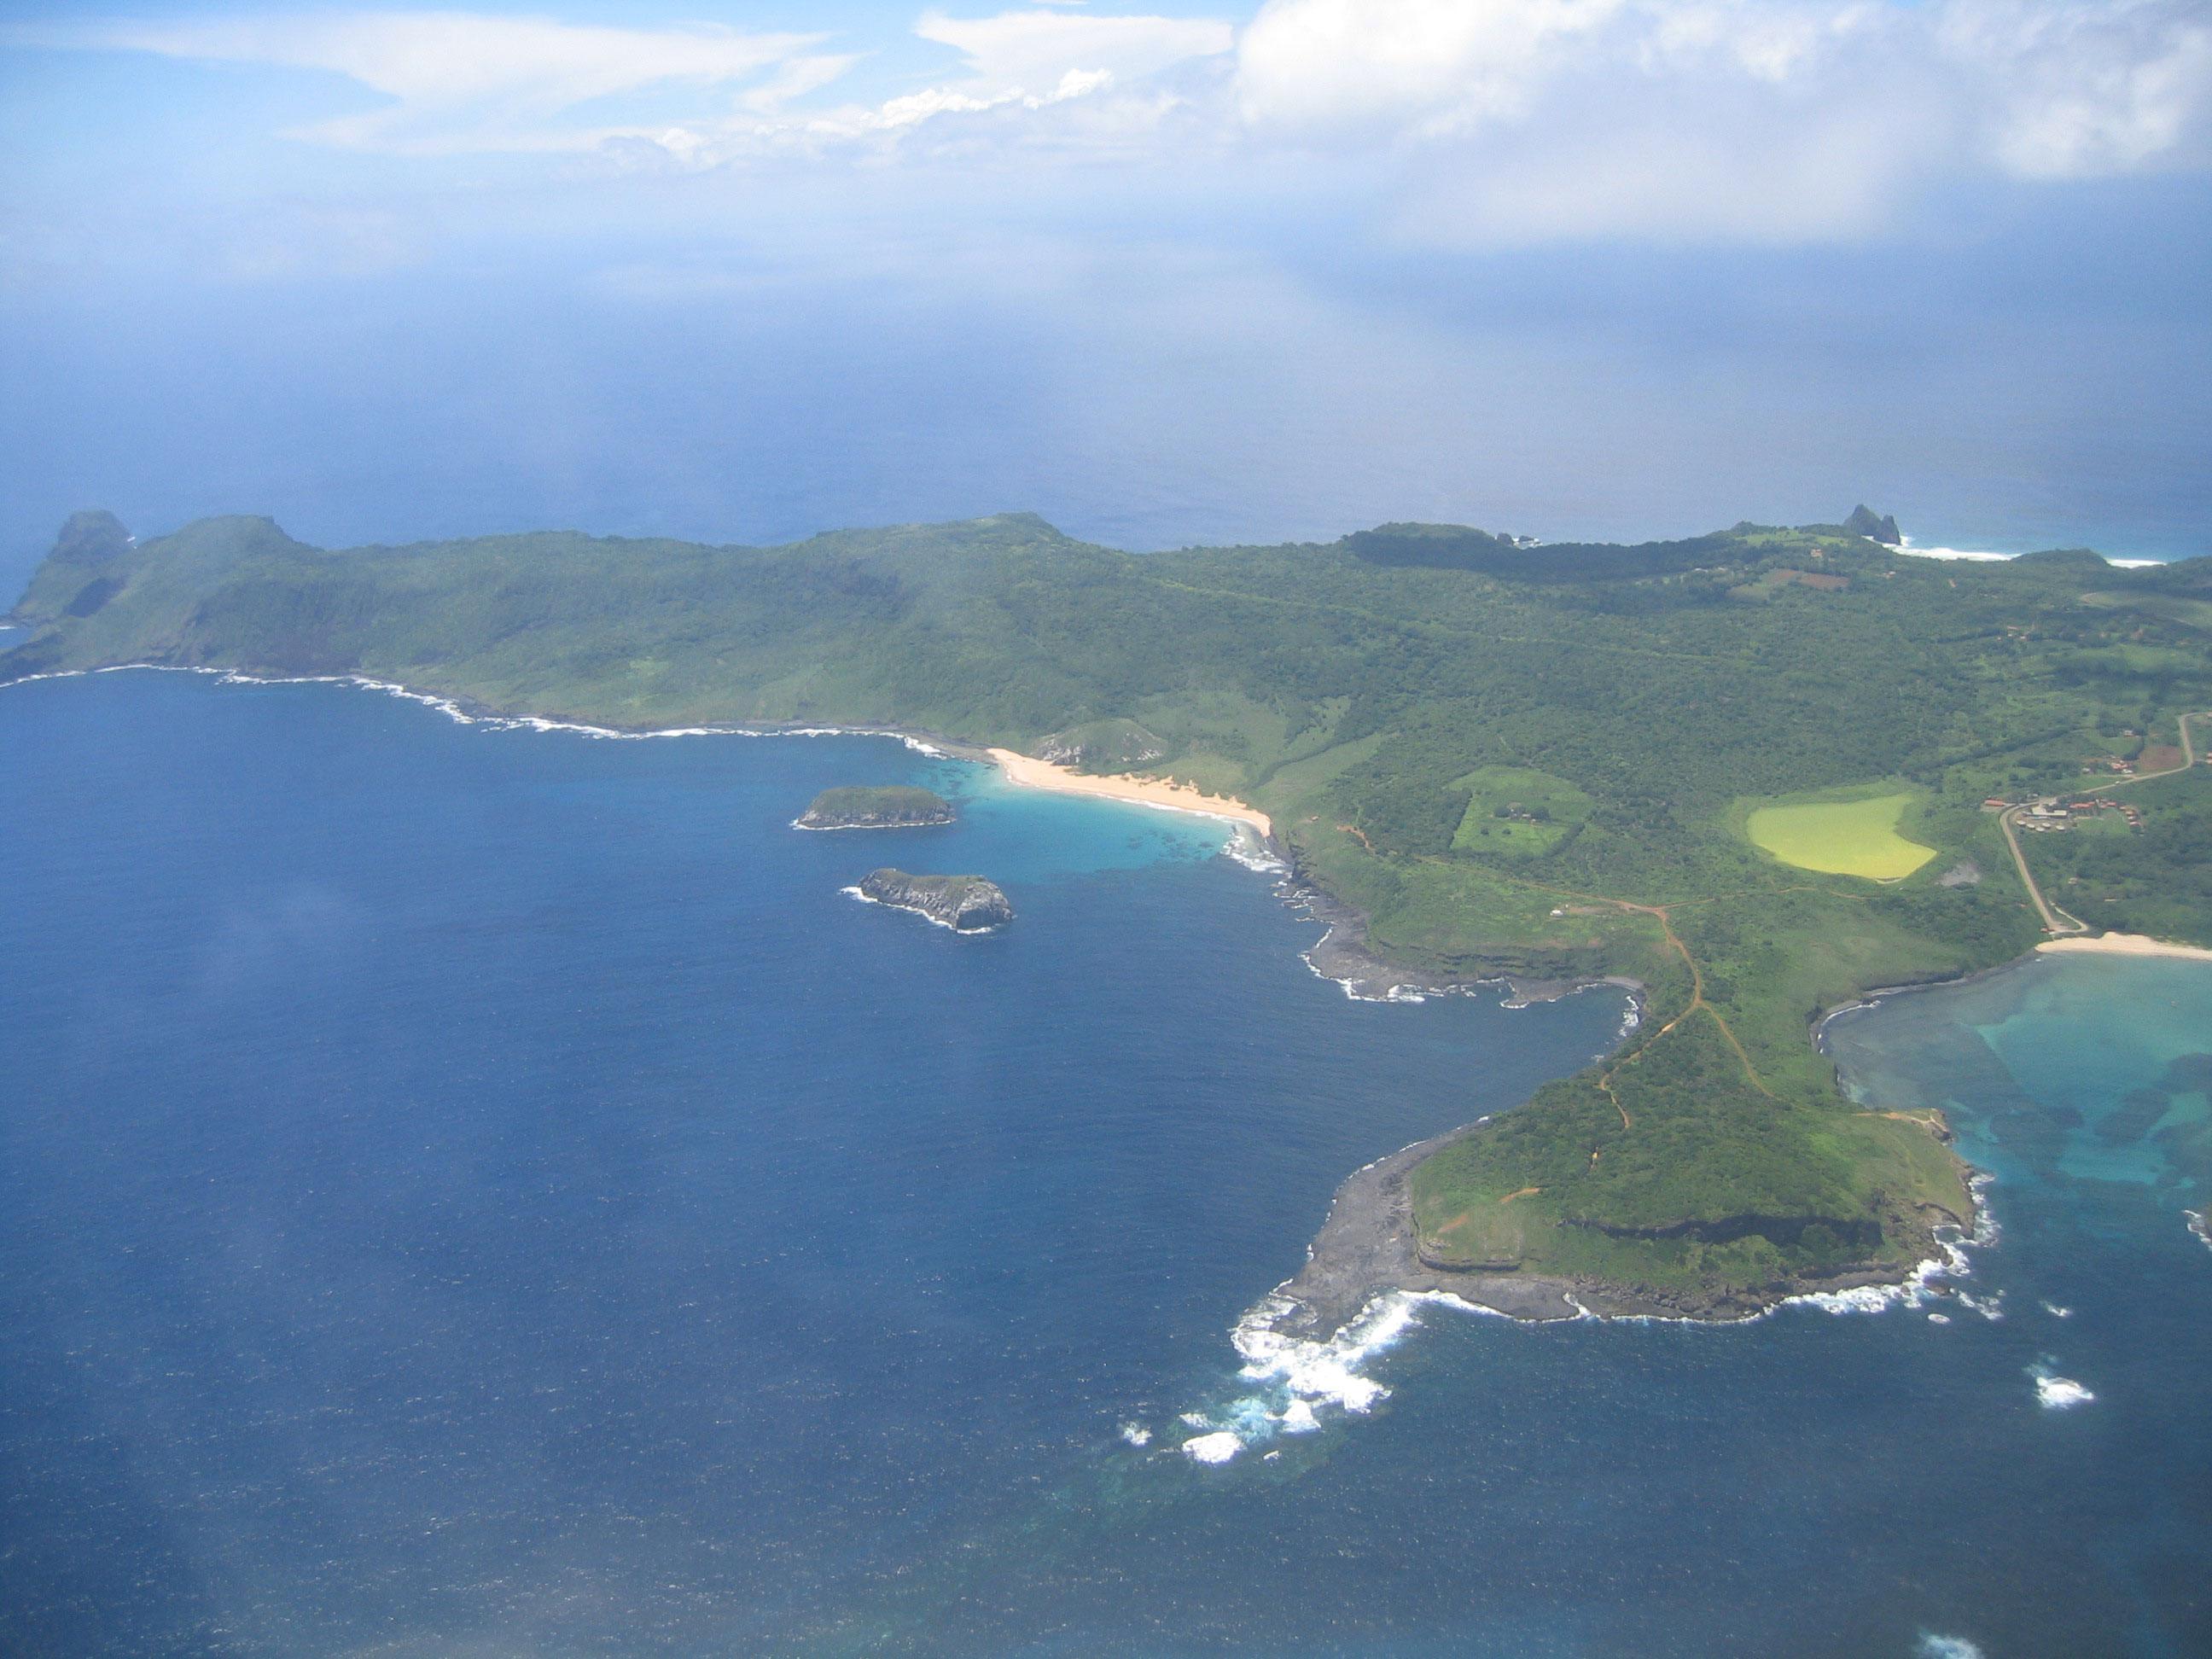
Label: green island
xmin=797 ymin=784 xmax=956 ymax=830
xmin=9 ymin=505 xmax=2210 ymax=1318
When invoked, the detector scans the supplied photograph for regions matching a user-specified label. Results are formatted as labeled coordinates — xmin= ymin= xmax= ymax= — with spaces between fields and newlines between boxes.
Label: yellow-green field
xmin=1744 ymin=793 xmax=1937 ymax=880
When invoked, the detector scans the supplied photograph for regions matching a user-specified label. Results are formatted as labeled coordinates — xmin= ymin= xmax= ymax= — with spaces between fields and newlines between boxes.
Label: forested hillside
xmin=11 ymin=507 xmax=2209 ymax=1307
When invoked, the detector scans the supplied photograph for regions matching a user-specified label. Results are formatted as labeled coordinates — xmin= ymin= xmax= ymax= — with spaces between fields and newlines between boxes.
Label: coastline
xmin=1290 ymin=865 xmax=1640 ymax=1010
xmin=1246 ymin=1115 xmax=1974 ymax=1344
xmin=1270 ymin=933 xmax=2212 ymax=1346
xmin=15 ymin=661 xmax=2187 ymax=1338
xmin=985 ymin=746 xmax=1273 ymax=838
xmin=2036 ymin=932 xmax=2212 ymax=963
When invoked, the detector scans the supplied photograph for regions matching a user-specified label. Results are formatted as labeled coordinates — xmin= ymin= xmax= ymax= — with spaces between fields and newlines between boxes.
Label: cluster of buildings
xmin=1985 ymin=795 xmax=2142 ymax=833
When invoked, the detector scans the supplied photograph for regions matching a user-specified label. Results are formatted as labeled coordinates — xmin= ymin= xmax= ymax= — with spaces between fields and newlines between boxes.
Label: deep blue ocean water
xmin=3 ymin=669 xmax=2209 ymax=1656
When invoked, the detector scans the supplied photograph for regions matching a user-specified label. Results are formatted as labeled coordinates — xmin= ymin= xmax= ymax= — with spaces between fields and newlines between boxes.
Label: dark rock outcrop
xmin=858 ymin=869 xmax=1012 ymax=932
xmin=1845 ymin=505 xmax=1901 ymax=545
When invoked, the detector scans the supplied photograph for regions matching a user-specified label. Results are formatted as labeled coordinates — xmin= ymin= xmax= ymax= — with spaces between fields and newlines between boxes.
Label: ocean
xmin=4 ymin=209 xmax=2210 ymax=608
xmin=3 ymin=668 xmax=2209 ymax=1656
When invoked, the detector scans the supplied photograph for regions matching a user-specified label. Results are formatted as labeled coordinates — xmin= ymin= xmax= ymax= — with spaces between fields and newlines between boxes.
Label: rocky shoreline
xmin=1260 ymin=852 xmax=1981 ymax=1336
xmin=1251 ymin=1115 xmax=1972 ymax=1342
xmin=855 ymin=868 xmax=1014 ymax=933
xmin=1286 ymin=861 xmax=1643 ymax=1011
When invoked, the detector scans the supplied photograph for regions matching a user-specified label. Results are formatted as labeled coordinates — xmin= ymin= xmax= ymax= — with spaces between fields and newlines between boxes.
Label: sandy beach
xmin=2037 ymin=932 xmax=2212 ymax=963
xmin=987 ymin=748 xmax=1272 ymax=838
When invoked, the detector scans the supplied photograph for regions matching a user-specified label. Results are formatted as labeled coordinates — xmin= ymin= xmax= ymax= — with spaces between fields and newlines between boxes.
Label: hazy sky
xmin=3 ymin=1 xmax=2209 ymax=579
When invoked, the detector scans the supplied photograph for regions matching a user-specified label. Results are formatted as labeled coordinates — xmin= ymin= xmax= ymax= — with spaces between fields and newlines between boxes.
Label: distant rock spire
xmin=1844 ymin=504 xmax=1901 ymax=545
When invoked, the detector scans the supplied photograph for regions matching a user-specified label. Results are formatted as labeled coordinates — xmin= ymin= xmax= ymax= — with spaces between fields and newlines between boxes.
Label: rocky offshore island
xmin=797 ymin=785 xmax=955 ymax=830
xmin=856 ymin=869 xmax=1013 ymax=933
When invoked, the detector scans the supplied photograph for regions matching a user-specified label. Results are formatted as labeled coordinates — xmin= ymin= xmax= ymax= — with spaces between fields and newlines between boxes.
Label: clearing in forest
xmin=1451 ymin=766 xmax=1594 ymax=859
xmin=1744 ymin=790 xmax=1936 ymax=880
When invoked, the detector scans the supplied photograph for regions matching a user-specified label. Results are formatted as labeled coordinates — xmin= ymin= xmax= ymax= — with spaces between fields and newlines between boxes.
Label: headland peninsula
xmin=8 ymin=505 xmax=2209 ymax=1329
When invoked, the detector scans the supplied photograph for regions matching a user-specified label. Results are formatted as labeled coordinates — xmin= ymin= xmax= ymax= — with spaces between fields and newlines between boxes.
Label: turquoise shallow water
xmin=3 ymin=669 xmax=2210 ymax=1656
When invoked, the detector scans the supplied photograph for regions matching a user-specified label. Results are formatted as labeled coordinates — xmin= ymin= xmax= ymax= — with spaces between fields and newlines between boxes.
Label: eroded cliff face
xmin=858 ymin=870 xmax=1013 ymax=932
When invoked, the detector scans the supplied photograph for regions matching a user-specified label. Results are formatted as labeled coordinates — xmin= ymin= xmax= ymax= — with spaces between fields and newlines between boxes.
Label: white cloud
xmin=1941 ymin=0 xmax=2212 ymax=178
xmin=916 ymin=8 xmax=1235 ymax=95
xmin=1237 ymin=0 xmax=1625 ymax=135
xmin=791 ymin=9 xmax=1234 ymax=145
xmin=1231 ymin=0 xmax=2212 ymax=240
xmin=49 ymin=7 xmax=1237 ymax=159
xmin=22 ymin=2 xmax=2212 ymax=241
xmin=71 ymin=11 xmax=830 ymax=154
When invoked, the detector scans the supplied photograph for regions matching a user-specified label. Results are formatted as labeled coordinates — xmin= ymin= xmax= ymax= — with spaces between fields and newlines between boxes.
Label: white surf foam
xmin=1181 ymin=1430 xmax=1243 ymax=1464
xmin=1955 ymin=1289 xmax=2005 ymax=1322
xmin=1165 ymin=1289 xmax=1438 ymax=1463
xmin=841 ymin=883 xmax=998 ymax=934
xmin=2031 ymin=1366 xmax=2095 ymax=1410
xmin=14 ymin=663 xmax=979 ymax=760
xmin=1224 ymin=824 xmax=1287 ymax=873
xmin=2187 ymin=1209 xmax=2210 ymax=1252
xmin=1118 ymin=1422 xmax=1151 ymax=1447
xmin=2041 ymin=1300 xmax=2073 ymax=1318
xmin=1232 ymin=1289 xmax=1429 ymax=1421
xmin=1894 ymin=541 xmax=2017 ymax=562
xmin=1895 ymin=538 xmax=2161 ymax=569
xmin=1917 ymin=1636 xmax=1987 ymax=1659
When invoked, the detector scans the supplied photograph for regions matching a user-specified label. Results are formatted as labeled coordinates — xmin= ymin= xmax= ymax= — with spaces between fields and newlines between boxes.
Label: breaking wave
xmin=2030 ymin=1363 xmax=2094 ymax=1410
xmin=12 ymin=663 xmax=959 ymax=753
xmin=1162 ymin=1290 xmax=1459 ymax=1465
xmin=1784 ymin=1172 xmax=1998 ymax=1319
xmin=1223 ymin=824 xmax=1287 ymax=874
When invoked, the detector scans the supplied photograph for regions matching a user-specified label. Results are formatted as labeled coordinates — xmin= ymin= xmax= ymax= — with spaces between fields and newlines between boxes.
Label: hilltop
xmin=9 ymin=507 xmax=2209 ymax=1318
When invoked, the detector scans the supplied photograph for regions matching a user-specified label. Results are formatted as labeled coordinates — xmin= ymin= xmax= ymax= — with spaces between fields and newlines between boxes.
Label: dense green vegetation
xmin=797 ymin=785 xmax=955 ymax=828
xmin=9 ymin=505 xmax=2209 ymax=1305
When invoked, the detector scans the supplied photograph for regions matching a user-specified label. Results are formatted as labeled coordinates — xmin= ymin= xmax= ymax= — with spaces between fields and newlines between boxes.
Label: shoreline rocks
xmin=1252 ymin=1114 xmax=1970 ymax=1345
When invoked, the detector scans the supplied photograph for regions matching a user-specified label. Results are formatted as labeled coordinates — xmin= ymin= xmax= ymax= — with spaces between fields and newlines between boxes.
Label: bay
xmin=3 ymin=670 xmax=2208 ymax=1656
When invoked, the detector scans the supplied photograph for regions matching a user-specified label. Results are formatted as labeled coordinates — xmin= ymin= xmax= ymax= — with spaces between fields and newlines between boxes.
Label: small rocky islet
xmin=856 ymin=869 xmax=1013 ymax=933
xmin=795 ymin=785 xmax=956 ymax=830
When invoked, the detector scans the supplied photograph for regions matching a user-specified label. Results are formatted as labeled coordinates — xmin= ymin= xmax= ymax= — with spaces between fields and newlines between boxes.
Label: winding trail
xmin=1510 ymin=878 xmax=1775 ymax=1120
xmin=1592 ymin=899 xmax=1777 ymax=1114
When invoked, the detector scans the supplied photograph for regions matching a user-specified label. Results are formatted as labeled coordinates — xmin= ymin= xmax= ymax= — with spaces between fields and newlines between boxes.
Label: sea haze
xmin=3 ymin=670 xmax=2210 ymax=1656
xmin=3 ymin=180 xmax=2209 ymax=602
